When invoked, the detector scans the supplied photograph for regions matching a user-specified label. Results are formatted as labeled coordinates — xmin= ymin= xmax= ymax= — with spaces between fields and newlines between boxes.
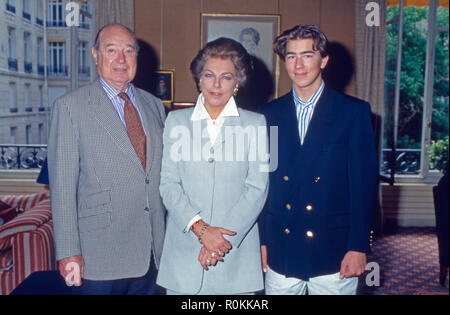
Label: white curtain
xmin=354 ymin=0 xmax=387 ymax=234
xmin=95 ymin=0 xmax=135 ymax=32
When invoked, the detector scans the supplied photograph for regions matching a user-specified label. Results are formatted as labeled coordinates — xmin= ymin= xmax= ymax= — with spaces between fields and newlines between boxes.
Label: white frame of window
xmin=24 ymin=32 xmax=31 ymax=63
xmin=26 ymin=125 xmax=32 ymax=144
xmin=48 ymin=41 xmax=66 ymax=73
xmin=388 ymin=0 xmax=448 ymax=184
xmin=8 ymin=82 xmax=17 ymax=111
xmin=8 ymin=27 xmax=16 ymax=59
xmin=47 ymin=0 xmax=65 ymax=26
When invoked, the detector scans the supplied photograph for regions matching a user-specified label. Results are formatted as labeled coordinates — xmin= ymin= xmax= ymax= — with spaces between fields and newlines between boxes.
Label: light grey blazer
xmin=48 ymin=80 xmax=166 ymax=281
xmin=156 ymin=107 xmax=269 ymax=294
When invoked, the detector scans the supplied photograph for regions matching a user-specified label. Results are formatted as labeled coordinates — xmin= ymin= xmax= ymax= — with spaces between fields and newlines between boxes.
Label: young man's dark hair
xmin=273 ymin=24 xmax=328 ymax=59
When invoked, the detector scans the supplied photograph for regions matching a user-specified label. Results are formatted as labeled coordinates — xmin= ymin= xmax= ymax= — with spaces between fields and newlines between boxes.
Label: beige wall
xmin=134 ymin=0 xmax=356 ymax=106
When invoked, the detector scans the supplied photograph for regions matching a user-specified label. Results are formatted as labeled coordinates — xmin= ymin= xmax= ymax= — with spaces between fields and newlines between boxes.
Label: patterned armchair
xmin=0 ymin=192 xmax=55 ymax=295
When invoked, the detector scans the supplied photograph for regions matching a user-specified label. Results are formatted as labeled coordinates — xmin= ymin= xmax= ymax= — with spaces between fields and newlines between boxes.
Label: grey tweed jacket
xmin=48 ymin=80 xmax=166 ymax=281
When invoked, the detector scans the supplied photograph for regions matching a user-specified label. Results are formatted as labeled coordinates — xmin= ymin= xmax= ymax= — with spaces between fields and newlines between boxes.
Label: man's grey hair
xmin=93 ymin=23 xmax=140 ymax=55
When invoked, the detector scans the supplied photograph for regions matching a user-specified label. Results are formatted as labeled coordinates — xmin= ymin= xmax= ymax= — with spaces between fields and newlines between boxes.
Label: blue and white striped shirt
xmin=99 ymin=78 xmax=146 ymax=133
xmin=293 ymin=81 xmax=325 ymax=145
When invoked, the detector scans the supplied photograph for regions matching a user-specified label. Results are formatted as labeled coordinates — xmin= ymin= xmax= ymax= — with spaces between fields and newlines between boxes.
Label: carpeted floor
xmin=357 ymin=227 xmax=449 ymax=295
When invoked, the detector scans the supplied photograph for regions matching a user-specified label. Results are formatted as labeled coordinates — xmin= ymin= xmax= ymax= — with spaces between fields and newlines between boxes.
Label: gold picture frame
xmin=201 ymin=13 xmax=280 ymax=97
xmin=154 ymin=70 xmax=174 ymax=106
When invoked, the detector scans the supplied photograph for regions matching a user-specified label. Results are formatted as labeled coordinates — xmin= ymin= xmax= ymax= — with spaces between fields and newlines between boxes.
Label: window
xmin=8 ymin=27 xmax=17 ymax=71
xmin=382 ymin=0 xmax=449 ymax=183
xmin=24 ymin=32 xmax=32 ymax=73
xmin=79 ymin=41 xmax=89 ymax=77
xmin=38 ymin=85 xmax=44 ymax=111
xmin=38 ymin=123 xmax=45 ymax=144
xmin=24 ymin=84 xmax=31 ymax=112
xmin=47 ymin=0 xmax=65 ymax=27
xmin=48 ymin=41 xmax=67 ymax=76
xmin=37 ymin=37 xmax=44 ymax=75
xmin=35 ymin=0 xmax=43 ymax=25
xmin=6 ymin=0 xmax=16 ymax=14
xmin=23 ymin=0 xmax=31 ymax=20
xmin=9 ymin=83 xmax=17 ymax=113
xmin=26 ymin=125 xmax=32 ymax=144
xmin=10 ymin=127 xmax=17 ymax=144
xmin=80 ymin=1 xmax=90 ymax=29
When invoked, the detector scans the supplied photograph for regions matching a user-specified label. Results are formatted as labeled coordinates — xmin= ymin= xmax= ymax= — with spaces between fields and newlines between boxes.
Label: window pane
xmin=382 ymin=5 xmax=400 ymax=175
xmin=383 ymin=5 xmax=431 ymax=176
xmin=429 ymin=6 xmax=449 ymax=172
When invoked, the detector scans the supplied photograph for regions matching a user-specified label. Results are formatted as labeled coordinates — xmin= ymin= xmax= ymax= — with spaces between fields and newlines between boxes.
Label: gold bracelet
xmin=198 ymin=223 xmax=209 ymax=244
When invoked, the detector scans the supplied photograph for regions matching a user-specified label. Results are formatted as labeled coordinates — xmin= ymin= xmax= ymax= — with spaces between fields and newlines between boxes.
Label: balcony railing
xmin=80 ymin=22 xmax=90 ymax=29
xmin=46 ymin=20 xmax=66 ymax=27
xmin=23 ymin=11 xmax=31 ymax=20
xmin=47 ymin=65 xmax=68 ymax=77
xmin=38 ymin=64 xmax=45 ymax=75
xmin=36 ymin=17 xmax=43 ymax=26
xmin=78 ymin=66 xmax=90 ymax=77
xmin=8 ymin=58 xmax=18 ymax=71
xmin=381 ymin=148 xmax=421 ymax=176
xmin=24 ymin=62 xmax=33 ymax=73
xmin=25 ymin=107 xmax=33 ymax=112
xmin=9 ymin=108 xmax=18 ymax=113
xmin=0 ymin=145 xmax=47 ymax=170
xmin=6 ymin=3 xmax=15 ymax=14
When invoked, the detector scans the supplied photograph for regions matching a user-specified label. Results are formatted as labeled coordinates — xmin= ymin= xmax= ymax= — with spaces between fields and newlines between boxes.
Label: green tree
xmin=385 ymin=6 xmax=449 ymax=150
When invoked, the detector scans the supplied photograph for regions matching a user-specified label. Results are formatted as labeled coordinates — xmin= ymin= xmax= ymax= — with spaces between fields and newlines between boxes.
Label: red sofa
xmin=0 ymin=192 xmax=55 ymax=295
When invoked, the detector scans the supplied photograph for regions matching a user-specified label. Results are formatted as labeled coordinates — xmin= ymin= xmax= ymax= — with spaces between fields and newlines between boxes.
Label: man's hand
xmin=261 ymin=245 xmax=268 ymax=273
xmin=339 ymin=251 xmax=367 ymax=279
xmin=58 ymin=255 xmax=84 ymax=286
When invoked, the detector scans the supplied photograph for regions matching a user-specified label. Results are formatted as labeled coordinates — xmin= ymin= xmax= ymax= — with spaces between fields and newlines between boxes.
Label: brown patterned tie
xmin=119 ymin=92 xmax=146 ymax=170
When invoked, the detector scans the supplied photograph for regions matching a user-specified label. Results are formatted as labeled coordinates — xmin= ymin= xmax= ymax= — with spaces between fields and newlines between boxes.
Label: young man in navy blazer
xmin=258 ymin=24 xmax=378 ymax=295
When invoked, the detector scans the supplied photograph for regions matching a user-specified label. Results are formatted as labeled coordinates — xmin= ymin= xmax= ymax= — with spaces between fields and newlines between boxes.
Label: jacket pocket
xmin=78 ymin=212 xmax=111 ymax=233
xmin=80 ymin=190 xmax=112 ymax=217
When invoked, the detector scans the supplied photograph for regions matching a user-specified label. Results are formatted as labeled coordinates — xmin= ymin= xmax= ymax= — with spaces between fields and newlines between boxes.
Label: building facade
xmin=0 ymin=0 xmax=96 ymax=145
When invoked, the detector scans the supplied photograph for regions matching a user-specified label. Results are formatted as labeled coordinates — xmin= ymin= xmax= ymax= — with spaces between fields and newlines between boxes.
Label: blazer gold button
xmin=314 ymin=177 xmax=321 ymax=183
xmin=306 ymin=230 xmax=314 ymax=238
xmin=306 ymin=205 xmax=313 ymax=211
xmin=286 ymin=203 xmax=292 ymax=210
xmin=283 ymin=176 xmax=289 ymax=181
xmin=284 ymin=228 xmax=290 ymax=235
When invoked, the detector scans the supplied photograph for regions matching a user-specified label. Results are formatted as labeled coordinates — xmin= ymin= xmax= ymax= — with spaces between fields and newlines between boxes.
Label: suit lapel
xmin=89 ymin=81 xmax=146 ymax=173
xmin=301 ymin=87 xmax=334 ymax=152
xmin=288 ymin=87 xmax=335 ymax=199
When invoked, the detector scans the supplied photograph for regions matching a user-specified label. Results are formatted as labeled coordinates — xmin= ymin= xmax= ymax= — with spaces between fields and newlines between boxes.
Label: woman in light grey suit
xmin=157 ymin=38 xmax=269 ymax=295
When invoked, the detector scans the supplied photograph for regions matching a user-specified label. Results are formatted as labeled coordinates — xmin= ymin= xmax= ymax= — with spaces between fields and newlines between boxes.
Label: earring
xmin=233 ymin=86 xmax=239 ymax=96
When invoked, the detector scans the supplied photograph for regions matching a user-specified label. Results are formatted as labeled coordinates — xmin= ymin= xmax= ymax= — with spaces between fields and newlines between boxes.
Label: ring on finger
xmin=211 ymin=252 xmax=216 ymax=258
xmin=206 ymin=259 xmax=211 ymax=265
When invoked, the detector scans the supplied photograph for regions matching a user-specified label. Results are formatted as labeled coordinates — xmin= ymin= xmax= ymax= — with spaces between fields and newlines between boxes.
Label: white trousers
xmin=265 ymin=266 xmax=358 ymax=295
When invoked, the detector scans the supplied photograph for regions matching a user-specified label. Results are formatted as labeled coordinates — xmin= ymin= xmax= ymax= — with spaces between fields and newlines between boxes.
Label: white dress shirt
xmin=185 ymin=93 xmax=240 ymax=232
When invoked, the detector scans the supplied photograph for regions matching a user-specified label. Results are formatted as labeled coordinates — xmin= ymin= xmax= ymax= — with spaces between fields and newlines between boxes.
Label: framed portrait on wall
xmin=201 ymin=14 xmax=280 ymax=88
xmin=154 ymin=70 xmax=174 ymax=105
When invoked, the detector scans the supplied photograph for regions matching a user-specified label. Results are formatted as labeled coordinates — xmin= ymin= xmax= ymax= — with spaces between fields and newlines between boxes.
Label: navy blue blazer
xmin=258 ymin=86 xmax=378 ymax=281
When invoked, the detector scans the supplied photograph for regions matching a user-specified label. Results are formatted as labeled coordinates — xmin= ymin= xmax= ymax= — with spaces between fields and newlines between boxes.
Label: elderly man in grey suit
xmin=47 ymin=23 xmax=166 ymax=295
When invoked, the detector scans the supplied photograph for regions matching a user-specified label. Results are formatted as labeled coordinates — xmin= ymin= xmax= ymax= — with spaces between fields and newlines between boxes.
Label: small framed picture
xmin=154 ymin=70 xmax=174 ymax=105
